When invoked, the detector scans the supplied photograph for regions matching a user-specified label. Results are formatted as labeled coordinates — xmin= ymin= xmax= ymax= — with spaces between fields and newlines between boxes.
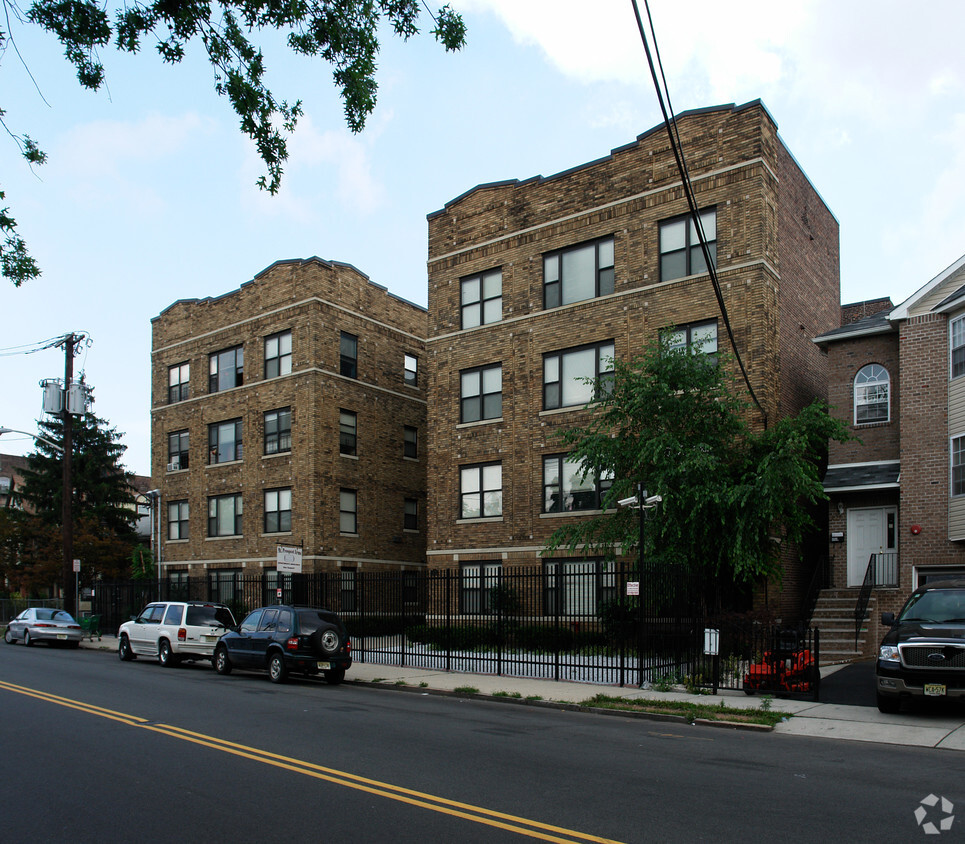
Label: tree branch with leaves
xmin=543 ymin=338 xmax=851 ymax=584
xmin=2 ymin=0 xmax=466 ymax=285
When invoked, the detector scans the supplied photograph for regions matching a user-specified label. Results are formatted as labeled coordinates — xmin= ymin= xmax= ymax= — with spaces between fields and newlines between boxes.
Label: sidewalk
xmin=80 ymin=635 xmax=965 ymax=751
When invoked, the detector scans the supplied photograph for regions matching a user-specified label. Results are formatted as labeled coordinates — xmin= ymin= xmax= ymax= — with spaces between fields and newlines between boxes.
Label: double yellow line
xmin=0 ymin=679 xmax=624 ymax=843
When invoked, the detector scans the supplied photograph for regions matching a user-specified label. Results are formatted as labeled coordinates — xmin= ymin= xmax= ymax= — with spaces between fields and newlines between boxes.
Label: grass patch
xmin=493 ymin=691 xmax=523 ymax=699
xmin=419 ymin=682 xmax=428 ymax=688
xmin=582 ymin=694 xmax=785 ymax=727
xmin=394 ymin=680 xmax=407 ymax=686
xmin=525 ymin=695 xmax=543 ymax=701
xmin=454 ymin=685 xmax=479 ymax=695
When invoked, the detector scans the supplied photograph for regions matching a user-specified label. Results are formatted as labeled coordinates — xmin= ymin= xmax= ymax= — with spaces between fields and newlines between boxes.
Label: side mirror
xmin=881 ymin=611 xmax=896 ymax=626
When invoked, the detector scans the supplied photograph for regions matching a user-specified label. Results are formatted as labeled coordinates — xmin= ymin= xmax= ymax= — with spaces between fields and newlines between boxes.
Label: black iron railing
xmin=854 ymin=554 xmax=876 ymax=647
xmin=89 ymin=567 xmax=815 ymax=696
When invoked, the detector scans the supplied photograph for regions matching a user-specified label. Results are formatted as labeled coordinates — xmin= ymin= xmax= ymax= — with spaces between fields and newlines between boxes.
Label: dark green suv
xmin=213 ymin=605 xmax=352 ymax=685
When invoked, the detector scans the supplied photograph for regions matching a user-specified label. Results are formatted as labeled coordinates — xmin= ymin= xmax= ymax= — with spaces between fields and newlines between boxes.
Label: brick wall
xmin=151 ymin=258 xmax=428 ymax=575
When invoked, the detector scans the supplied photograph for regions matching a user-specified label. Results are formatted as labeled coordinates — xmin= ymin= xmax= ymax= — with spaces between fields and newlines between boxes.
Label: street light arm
xmin=0 ymin=426 xmax=64 ymax=453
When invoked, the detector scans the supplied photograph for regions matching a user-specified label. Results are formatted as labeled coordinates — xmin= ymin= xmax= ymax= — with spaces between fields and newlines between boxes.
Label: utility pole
xmin=61 ymin=333 xmax=75 ymax=617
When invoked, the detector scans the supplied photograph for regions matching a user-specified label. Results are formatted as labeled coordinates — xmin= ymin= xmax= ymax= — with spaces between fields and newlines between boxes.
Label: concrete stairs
xmin=810 ymin=589 xmax=876 ymax=665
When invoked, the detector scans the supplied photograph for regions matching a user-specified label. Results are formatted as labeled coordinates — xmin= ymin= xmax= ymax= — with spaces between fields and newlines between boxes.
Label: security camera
xmin=617 ymin=496 xmax=639 ymax=507
xmin=644 ymin=494 xmax=663 ymax=506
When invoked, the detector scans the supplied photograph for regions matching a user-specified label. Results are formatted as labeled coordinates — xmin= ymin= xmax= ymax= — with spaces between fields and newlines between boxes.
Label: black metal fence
xmin=88 ymin=564 xmax=818 ymax=698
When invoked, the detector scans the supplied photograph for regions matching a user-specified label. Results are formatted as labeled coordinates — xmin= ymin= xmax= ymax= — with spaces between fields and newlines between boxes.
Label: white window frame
xmin=264 ymin=330 xmax=292 ymax=379
xmin=854 ymin=363 xmax=890 ymax=425
xmin=461 ymin=269 xmax=502 ymax=329
xmin=460 ymin=463 xmax=503 ymax=519
xmin=952 ymin=315 xmax=965 ymax=379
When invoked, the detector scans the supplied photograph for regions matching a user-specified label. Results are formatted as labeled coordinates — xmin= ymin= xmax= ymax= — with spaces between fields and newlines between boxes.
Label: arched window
xmin=854 ymin=364 xmax=890 ymax=424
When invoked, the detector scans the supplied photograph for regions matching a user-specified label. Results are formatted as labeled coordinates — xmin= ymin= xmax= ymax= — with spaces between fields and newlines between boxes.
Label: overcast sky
xmin=1 ymin=0 xmax=963 ymax=476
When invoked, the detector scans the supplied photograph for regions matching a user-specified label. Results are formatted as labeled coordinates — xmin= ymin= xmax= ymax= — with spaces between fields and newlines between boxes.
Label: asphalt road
xmin=3 ymin=642 xmax=965 ymax=842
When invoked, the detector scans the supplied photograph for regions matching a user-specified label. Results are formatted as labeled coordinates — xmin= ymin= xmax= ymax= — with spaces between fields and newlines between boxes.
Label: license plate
xmin=317 ymin=661 xmax=331 ymax=670
xmin=57 ymin=634 xmax=68 ymax=640
xmin=925 ymin=683 xmax=947 ymax=697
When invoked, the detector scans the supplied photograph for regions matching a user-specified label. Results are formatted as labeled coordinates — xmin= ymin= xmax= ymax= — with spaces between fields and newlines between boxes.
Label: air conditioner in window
xmin=166 ymin=459 xmax=180 ymax=472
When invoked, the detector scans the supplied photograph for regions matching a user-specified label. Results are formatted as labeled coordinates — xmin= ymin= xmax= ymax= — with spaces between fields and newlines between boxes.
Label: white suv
xmin=118 ymin=601 xmax=236 ymax=667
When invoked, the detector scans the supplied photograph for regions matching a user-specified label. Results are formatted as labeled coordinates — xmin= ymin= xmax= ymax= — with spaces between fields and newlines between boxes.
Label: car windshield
xmin=899 ymin=589 xmax=965 ymax=623
xmin=35 ymin=609 xmax=58 ymax=621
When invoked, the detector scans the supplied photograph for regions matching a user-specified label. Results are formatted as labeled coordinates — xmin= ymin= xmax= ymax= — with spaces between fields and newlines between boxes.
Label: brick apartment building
xmin=0 ymin=452 xmax=29 ymax=511
xmin=424 ymin=100 xmax=840 ymax=618
xmin=814 ymin=253 xmax=965 ymax=658
xmin=150 ymin=258 xmax=428 ymax=594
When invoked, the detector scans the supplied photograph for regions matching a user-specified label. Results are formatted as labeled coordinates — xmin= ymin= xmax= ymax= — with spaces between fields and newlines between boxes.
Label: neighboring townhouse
xmin=814 ymin=253 xmax=965 ymax=659
xmin=0 ymin=452 xmax=29 ymax=511
xmin=150 ymin=258 xmax=428 ymax=596
xmin=425 ymin=100 xmax=841 ymax=619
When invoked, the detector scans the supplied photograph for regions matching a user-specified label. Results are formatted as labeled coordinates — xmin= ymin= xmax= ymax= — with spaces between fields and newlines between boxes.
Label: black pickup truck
xmin=876 ymin=579 xmax=965 ymax=713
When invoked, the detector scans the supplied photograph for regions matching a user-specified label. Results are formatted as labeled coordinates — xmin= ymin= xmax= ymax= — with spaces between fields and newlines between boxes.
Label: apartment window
xmin=264 ymin=330 xmax=292 ymax=379
xmin=168 ymin=362 xmax=190 ymax=404
xmin=461 ymin=364 xmax=502 ymax=423
xmin=461 ymin=269 xmax=502 ymax=328
xmin=953 ymin=436 xmax=965 ymax=497
xmin=340 ymin=332 xmax=358 ymax=378
xmin=341 ymin=568 xmax=357 ymax=613
xmin=208 ymin=494 xmax=243 ymax=537
xmin=854 ymin=364 xmax=890 ymax=424
xmin=210 ymin=569 xmax=242 ymax=604
xmin=952 ymin=316 xmax=965 ymax=378
xmin=544 ymin=560 xmax=616 ymax=616
xmin=404 ymin=498 xmax=419 ymax=531
xmin=461 ymin=562 xmax=501 ymax=615
xmin=340 ymin=410 xmax=358 ymax=456
xmin=167 ymin=430 xmax=189 ymax=471
xmin=543 ymin=342 xmax=615 ymax=410
xmin=460 ymin=463 xmax=502 ymax=519
xmin=209 ymin=345 xmax=244 ymax=393
xmin=543 ymin=454 xmax=614 ymax=513
xmin=209 ymin=419 xmax=243 ymax=464
xmin=264 ymin=408 xmax=291 ymax=455
xmin=340 ymin=489 xmax=358 ymax=534
xmin=659 ymin=209 xmax=716 ymax=281
xmin=167 ymin=500 xmax=189 ymax=540
xmin=662 ymin=320 xmax=718 ymax=360
xmin=544 ymin=238 xmax=614 ymax=309
xmin=168 ymin=570 xmax=189 ymax=599
xmin=264 ymin=488 xmax=292 ymax=533
xmin=403 ymin=425 xmax=418 ymax=459
xmin=404 ymin=354 xmax=418 ymax=387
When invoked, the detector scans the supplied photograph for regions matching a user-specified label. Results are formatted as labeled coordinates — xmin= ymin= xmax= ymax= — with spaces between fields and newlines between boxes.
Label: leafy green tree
xmin=2 ymin=0 xmax=467 ymax=285
xmin=543 ymin=338 xmax=851 ymax=584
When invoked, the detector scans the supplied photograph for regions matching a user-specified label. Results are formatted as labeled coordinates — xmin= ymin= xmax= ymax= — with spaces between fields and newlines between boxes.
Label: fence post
xmin=445 ymin=569 xmax=452 ymax=672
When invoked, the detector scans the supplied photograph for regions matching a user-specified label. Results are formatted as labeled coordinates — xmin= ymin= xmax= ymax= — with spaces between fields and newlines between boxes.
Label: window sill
xmin=340 ymin=532 xmax=360 ymax=538
xmin=456 ymin=418 xmax=504 ymax=429
xmin=540 ymin=509 xmax=604 ymax=519
xmin=261 ymin=531 xmax=293 ymax=538
xmin=854 ymin=420 xmax=891 ymax=428
xmin=262 ymin=451 xmax=291 ymax=460
xmin=165 ymin=467 xmax=189 ymax=475
xmin=165 ymin=539 xmax=190 ymax=544
xmin=403 ymin=528 xmax=420 ymax=534
xmin=539 ymin=405 xmax=597 ymax=418
xmin=206 ymin=459 xmax=243 ymax=469
xmin=340 ymin=453 xmax=359 ymax=460
xmin=456 ymin=516 xmax=504 ymax=524
xmin=205 ymin=535 xmax=243 ymax=541
xmin=403 ymin=456 xmax=419 ymax=462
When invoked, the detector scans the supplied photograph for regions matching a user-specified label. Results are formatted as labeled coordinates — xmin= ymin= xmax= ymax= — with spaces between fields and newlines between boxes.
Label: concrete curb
xmin=346 ymin=678 xmax=775 ymax=732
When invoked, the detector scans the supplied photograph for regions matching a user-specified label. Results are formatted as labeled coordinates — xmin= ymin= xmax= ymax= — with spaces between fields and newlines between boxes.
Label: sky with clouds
xmin=1 ymin=0 xmax=963 ymax=476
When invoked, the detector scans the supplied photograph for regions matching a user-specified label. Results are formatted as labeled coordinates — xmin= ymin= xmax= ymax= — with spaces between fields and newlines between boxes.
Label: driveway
xmin=821 ymin=661 xmax=876 ymax=707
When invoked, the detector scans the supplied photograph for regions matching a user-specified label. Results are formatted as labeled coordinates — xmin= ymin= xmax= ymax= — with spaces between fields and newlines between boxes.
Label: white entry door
xmin=847 ymin=507 xmax=896 ymax=587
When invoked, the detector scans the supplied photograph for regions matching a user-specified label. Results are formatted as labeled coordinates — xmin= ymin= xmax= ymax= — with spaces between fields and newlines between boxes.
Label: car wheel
xmin=158 ymin=639 xmax=179 ymax=668
xmin=23 ymin=630 xmax=32 ymax=647
xmin=118 ymin=635 xmax=135 ymax=661
xmin=268 ymin=651 xmax=288 ymax=684
xmin=876 ymin=691 xmax=900 ymax=714
xmin=324 ymin=668 xmax=346 ymax=686
xmin=3 ymin=628 xmax=13 ymax=644
xmin=311 ymin=626 xmax=341 ymax=657
xmin=214 ymin=645 xmax=232 ymax=675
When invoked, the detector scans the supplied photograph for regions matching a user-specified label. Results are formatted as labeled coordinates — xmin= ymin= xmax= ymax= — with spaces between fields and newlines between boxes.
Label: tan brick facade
xmin=424 ymin=100 xmax=841 ymax=617
xmin=151 ymin=258 xmax=428 ymax=578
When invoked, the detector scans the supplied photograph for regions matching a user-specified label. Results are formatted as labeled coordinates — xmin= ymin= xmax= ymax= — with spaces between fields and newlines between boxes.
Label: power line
xmin=630 ymin=0 xmax=768 ymax=428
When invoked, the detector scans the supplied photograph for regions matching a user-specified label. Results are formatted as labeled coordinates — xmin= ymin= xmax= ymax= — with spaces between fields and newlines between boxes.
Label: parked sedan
xmin=214 ymin=605 xmax=352 ymax=684
xmin=4 ymin=608 xmax=83 ymax=647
